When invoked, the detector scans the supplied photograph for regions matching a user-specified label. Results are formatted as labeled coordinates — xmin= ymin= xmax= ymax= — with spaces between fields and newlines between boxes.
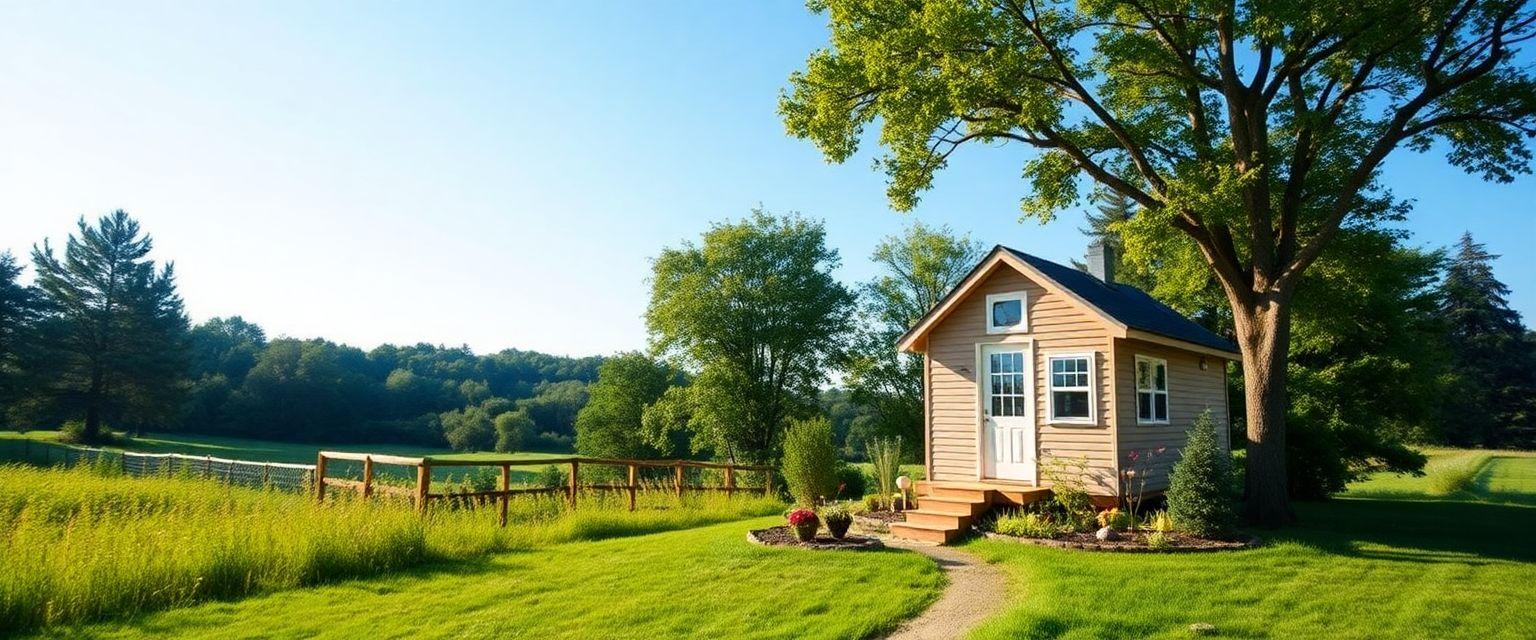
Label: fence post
xmin=568 ymin=460 xmax=580 ymax=507
xmin=627 ymin=463 xmax=638 ymax=512
xmin=415 ymin=460 xmax=432 ymax=515
xmin=261 ymin=463 xmax=270 ymax=487
xmin=499 ymin=464 xmax=510 ymax=527
xmin=361 ymin=456 xmax=374 ymax=499
xmin=763 ymin=468 xmax=773 ymax=498
xmin=674 ymin=463 xmax=684 ymax=499
xmin=725 ymin=465 xmax=735 ymax=498
xmin=203 ymin=455 xmax=212 ymax=479
xmin=315 ymin=453 xmax=328 ymax=502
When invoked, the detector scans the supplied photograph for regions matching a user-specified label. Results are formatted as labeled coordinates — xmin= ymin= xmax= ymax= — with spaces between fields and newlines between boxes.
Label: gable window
xmin=1136 ymin=356 xmax=1169 ymax=424
xmin=985 ymin=291 xmax=1028 ymax=334
xmin=1047 ymin=353 xmax=1095 ymax=424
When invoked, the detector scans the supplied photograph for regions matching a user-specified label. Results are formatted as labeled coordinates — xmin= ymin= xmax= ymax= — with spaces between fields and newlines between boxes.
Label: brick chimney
xmin=1086 ymin=240 xmax=1115 ymax=284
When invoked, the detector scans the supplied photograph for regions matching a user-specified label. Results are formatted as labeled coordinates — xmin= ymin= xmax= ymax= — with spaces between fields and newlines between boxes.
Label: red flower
xmin=787 ymin=508 xmax=819 ymax=526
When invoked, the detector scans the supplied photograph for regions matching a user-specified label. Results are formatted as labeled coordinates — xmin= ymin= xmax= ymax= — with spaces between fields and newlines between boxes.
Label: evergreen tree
xmin=0 ymin=252 xmax=40 ymax=425
xmin=28 ymin=211 xmax=190 ymax=441
xmin=1438 ymin=233 xmax=1536 ymax=447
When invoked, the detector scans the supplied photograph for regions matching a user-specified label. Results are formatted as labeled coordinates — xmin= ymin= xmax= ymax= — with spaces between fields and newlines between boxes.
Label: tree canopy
xmin=783 ymin=0 xmax=1536 ymax=525
xmin=646 ymin=209 xmax=855 ymax=463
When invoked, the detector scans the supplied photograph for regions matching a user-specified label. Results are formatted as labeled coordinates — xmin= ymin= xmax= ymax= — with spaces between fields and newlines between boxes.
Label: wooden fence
xmin=316 ymin=452 xmax=775 ymax=526
xmin=0 ymin=438 xmax=315 ymax=491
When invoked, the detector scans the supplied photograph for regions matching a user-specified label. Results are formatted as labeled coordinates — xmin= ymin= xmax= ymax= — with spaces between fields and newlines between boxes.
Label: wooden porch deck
xmin=888 ymin=480 xmax=1053 ymax=544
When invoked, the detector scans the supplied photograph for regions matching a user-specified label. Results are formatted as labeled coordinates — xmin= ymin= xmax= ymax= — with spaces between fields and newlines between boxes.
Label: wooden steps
xmin=888 ymin=480 xmax=1050 ymax=545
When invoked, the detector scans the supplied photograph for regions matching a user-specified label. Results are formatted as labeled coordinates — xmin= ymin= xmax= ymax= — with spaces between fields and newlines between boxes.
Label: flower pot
xmin=827 ymin=520 xmax=851 ymax=539
xmin=794 ymin=522 xmax=819 ymax=542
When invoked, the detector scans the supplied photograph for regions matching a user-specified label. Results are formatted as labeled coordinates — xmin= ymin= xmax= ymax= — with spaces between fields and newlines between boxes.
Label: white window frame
xmin=985 ymin=291 xmax=1029 ymax=334
xmin=1045 ymin=351 xmax=1097 ymax=425
xmin=1135 ymin=355 xmax=1170 ymax=425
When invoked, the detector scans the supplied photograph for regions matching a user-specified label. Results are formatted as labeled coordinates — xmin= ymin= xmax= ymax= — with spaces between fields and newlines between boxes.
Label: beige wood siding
xmin=1113 ymin=338 xmax=1232 ymax=491
xmin=924 ymin=265 xmax=1118 ymax=494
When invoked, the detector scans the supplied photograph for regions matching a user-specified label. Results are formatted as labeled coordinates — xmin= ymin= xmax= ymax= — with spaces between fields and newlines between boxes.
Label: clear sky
xmin=2 ymin=2 xmax=1532 ymax=357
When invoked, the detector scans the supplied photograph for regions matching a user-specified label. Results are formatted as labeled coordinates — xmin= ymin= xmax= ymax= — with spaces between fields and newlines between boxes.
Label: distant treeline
xmin=182 ymin=319 xmax=601 ymax=447
xmin=0 ymin=211 xmax=601 ymax=449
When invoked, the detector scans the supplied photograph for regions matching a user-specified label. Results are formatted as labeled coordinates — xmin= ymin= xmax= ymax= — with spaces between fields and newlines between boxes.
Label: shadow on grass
xmin=1280 ymin=496 xmax=1536 ymax=564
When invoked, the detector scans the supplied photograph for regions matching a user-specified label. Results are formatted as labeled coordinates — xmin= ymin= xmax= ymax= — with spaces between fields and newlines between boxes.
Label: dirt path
xmin=882 ymin=539 xmax=1007 ymax=640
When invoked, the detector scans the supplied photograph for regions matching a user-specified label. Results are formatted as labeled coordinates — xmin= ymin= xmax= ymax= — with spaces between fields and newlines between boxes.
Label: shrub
xmin=819 ymin=503 xmax=852 ymax=528
xmin=494 ymin=410 xmax=534 ymax=453
xmin=1096 ymin=508 xmax=1134 ymax=531
xmin=835 ymin=465 xmax=868 ymax=500
xmin=993 ymin=512 xmax=1062 ymax=538
xmin=1144 ymin=530 xmax=1172 ymax=550
xmin=1145 ymin=510 xmax=1174 ymax=533
xmin=781 ymin=417 xmax=840 ymax=506
xmin=536 ymin=465 xmax=567 ymax=490
xmin=1041 ymin=454 xmax=1097 ymax=532
xmin=1166 ymin=411 xmax=1238 ymax=537
xmin=866 ymin=436 xmax=903 ymax=509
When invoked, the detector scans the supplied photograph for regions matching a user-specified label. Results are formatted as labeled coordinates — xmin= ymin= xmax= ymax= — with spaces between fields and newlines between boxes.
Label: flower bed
xmin=980 ymin=530 xmax=1260 ymax=553
xmin=852 ymin=510 xmax=905 ymax=534
xmin=747 ymin=526 xmax=884 ymax=550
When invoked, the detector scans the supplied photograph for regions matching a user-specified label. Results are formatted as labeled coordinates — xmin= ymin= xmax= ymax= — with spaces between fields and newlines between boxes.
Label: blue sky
xmin=2 ymin=2 xmax=1532 ymax=357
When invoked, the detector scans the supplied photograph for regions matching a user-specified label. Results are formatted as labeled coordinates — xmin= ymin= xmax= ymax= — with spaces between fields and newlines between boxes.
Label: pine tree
xmin=29 ymin=211 xmax=190 ymax=442
xmin=1438 ymin=233 xmax=1536 ymax=447
xmin=0 ymin=252 xmax=40 ymax=424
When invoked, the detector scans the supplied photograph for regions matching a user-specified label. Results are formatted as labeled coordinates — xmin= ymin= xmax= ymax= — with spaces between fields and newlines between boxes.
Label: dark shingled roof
xmin=1003 ymin=246 xmax=1239 ymax=354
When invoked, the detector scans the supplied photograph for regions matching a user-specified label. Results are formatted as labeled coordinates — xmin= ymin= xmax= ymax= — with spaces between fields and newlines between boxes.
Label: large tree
xmin=646 ymin=209 xmax=855 ymax=463
xmin=1438 ymin=233 xmax=1536 ymax=446
xmin=782 ymin=0 xmax=1536 ymax=524
xmin=844 ymin=222 xmax=983 ymax=458
xmin=28 ymin=211 xmax=189 ymax=441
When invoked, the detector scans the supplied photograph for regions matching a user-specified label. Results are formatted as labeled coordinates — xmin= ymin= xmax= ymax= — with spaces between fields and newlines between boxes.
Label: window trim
xmin=984 ymin=291 xmax=1029 ymax=334
xmin=1045 ymin=351 xmax=1097 ymax=425
xmin=1135 ymin=355 xmax=1170 ymax=425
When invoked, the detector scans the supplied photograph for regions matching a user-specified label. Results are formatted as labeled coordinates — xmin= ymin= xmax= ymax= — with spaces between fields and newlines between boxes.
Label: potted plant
xmin=821 ymin=504 xmax=853 ymax=539
xmin=787 ymin=508 xmax=820 ymax=542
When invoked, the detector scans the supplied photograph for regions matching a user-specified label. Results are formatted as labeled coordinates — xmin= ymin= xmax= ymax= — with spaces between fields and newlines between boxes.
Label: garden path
xmin=881 ymin=539 xmax=1006 ymax=640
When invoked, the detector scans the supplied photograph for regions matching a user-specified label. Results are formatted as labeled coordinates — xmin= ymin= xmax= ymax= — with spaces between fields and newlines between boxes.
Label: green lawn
xmin=36 ymin=516 xmax=943 ymax=640
xmin=965 ymin=449 xmax=1536 ymax=639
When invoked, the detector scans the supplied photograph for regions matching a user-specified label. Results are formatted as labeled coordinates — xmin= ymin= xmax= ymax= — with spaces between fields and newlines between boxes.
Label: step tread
xmin=890 ymin=521 xmax=960 ymax=532
xmin=916 ymin=495 xmax=989 ymax=504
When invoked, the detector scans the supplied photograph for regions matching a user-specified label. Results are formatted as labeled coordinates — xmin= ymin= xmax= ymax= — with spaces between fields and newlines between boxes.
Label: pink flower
xmin=787 ymin=508 xmax=818 ymax=527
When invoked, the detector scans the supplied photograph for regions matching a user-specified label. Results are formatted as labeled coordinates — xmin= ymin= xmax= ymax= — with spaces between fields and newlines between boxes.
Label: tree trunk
xmin=1234 ymin=297 xmax=1297 ymax=527
xmin=82 ymin=367 xmax=104 ymax=443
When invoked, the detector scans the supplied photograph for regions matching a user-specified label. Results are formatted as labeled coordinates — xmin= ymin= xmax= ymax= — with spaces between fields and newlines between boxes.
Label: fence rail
xmin=316 ymin=451 xmax=776 ymax=526
xmin=0 ymin=438 xmax=316 ymax=491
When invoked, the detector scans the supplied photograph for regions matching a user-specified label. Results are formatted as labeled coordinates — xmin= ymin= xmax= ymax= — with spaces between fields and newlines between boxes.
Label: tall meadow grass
xmin=0 ymin=464 xmax=782 ymax=635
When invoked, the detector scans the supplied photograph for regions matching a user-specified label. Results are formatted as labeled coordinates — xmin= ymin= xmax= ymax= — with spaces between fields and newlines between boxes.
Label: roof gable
xmin=897 ymin=245 xmax=1240 ymax=358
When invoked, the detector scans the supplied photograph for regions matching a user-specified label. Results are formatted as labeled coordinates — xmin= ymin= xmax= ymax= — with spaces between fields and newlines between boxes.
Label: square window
xmin=985 ymin=292 xmax=1028 ymax=333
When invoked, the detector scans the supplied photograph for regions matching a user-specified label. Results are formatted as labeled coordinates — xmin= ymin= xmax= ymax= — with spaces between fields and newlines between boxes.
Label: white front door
xmin=982 ymin=344 xmax=1035 ymax=481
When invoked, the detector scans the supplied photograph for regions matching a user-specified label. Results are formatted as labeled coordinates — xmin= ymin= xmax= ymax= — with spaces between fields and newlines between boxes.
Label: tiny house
xmin=890 ymin=244 xmax=1239 ymax=543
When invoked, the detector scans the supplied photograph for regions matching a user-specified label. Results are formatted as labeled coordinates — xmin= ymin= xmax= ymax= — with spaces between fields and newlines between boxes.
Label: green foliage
xmin=646 ymin=209 xmax=854 ymax=463
xmin=1167 ymin=412 xmax=1238 ymax=537
xmin=1438 ymin=233 xmax=1536 ymax=447
xmin=1040 ymin=454 xmax=1097 ymax=533
xmin=1143 ymin=531 xmax=1172 ymax=551
xmin=866 ymin=436 xmax=903 ymax=509
xmin=835 ymin=464 xmax=867 ymax=500
xmin=535 ymin=464 xmax=567 ymax=490
xmin=25 ymin=211 xmax=190 ymax=441
xmin=993 ymin=512 xmax=1063 ymax=539
xmin=818 ymin=503 xmax=853 ymax=528
xmin=494 ymin=409 xmax=534 ymax=453
xmin=780 ymin=416 xmax=840 ymax=506
xmin=1426 ymin=455 xmax=1491 ymax=495
xmin=784 ymin=0 xmax=1536 ymax=526
xmin=575 ymin=352 xmax=684 ymax=460
xmin=844 ymin=223 xmax=984 ymax=458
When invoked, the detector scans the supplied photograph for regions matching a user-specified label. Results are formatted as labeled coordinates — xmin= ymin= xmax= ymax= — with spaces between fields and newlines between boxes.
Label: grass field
xmin=0 ymin=464 xmax=794 ymax=636
xmin=966 ymin=449 xmax=1536 ymax=639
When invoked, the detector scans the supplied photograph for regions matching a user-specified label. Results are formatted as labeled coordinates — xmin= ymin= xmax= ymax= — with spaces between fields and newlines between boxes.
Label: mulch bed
xmin=980 ymin=530 xmax=1261 ymax=553
xmin=747 ymin=526 xmax=884 ymax=550
xmin=852 ymin=510 xmax=906 ymax=533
